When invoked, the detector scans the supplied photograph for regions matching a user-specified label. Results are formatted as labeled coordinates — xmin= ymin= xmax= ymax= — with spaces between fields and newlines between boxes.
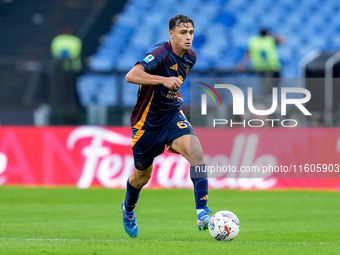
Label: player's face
xmin=170 ymin=23 xmax=194 ymax=53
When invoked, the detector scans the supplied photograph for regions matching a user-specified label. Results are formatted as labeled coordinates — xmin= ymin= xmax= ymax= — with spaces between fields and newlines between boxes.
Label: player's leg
xmin=170 ymin=134 xmax=209 ymax=209
xmin=170 ymin=134 xmax=212 ymax=230
xmin=122 ymin=127 xmax=165 ymax=238
xmin=122 ymin=164 xmax=153 ymax=238
xmin=124 ymin=127 xmax=157 ymax=212
xmin=124 ymin=164 xmax=153 ymax=211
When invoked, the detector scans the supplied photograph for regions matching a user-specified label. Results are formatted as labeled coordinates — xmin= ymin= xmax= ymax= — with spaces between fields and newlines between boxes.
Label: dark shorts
xmin=131 ymin=110 xmax=195 ymax=170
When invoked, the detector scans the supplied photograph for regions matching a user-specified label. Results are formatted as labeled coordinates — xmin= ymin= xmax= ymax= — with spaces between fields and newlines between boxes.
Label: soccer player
xmin=122 ymin=14 xmax=211 ymax=238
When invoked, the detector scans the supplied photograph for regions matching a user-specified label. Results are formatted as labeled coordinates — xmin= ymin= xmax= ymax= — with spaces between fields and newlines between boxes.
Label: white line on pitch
xmin=0 ymin=237 xmax=336 ymax=246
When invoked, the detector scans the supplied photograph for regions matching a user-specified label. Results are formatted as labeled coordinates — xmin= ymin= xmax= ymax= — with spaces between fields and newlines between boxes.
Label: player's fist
xmin=162 ymin=77 xmax=183 ymax=90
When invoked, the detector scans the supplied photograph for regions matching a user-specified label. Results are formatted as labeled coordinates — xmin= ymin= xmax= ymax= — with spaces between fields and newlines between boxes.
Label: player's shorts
xmin=131 ymin=110 xmax=195 ymax=171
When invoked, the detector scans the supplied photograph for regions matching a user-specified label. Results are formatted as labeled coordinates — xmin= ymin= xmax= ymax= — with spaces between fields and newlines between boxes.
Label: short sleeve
xmin=137 ymin=52 xmax=162 ymax=72
xmin=136 ymin=42 xmax=169 ymax=72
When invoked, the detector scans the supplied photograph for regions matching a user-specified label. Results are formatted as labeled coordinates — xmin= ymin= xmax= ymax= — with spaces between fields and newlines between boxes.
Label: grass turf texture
xmin=0 ymin=187 xmax=339 ymax=255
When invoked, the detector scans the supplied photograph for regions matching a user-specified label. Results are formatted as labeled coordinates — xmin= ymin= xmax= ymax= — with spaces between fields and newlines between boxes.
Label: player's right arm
xmin=126 ymin=64 xmax=182 ymax=90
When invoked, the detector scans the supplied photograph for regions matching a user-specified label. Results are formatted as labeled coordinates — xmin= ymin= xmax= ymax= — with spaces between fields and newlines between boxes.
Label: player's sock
xmin=190 ymin=164 xmax=209 ymax=212
xmin=196 ymin=208 xmax=205 ymax=215
xmin=124 ymin=178 xmax=141 ymax=213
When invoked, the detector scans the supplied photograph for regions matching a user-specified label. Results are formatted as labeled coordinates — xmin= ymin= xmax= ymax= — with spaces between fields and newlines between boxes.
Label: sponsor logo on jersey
xmin=143 ymin=54 xmax=155 ymax=63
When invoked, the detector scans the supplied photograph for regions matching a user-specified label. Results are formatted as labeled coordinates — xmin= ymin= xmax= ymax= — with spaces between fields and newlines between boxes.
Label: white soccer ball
xmin=208 ymin=210 xmax=240 ymax=241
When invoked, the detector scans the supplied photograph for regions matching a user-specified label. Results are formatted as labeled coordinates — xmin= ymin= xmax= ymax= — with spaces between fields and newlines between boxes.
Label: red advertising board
xmin=0 ymin=126 xmax=339 ymax=190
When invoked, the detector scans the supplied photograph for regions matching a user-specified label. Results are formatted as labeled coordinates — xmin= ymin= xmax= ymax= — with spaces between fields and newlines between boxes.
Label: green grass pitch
xmin=0 ymin=187 xmax=339 ymax=255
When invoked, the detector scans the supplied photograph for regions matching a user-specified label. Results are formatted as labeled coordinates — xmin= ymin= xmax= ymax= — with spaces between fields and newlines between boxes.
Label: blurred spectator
xmin=236 ymin=28 xmax=285 ymax=97
xmin=49 ymin=26 xmax=83 ymax=124
xmin=50 ymin=26 xmax=82 ymax=72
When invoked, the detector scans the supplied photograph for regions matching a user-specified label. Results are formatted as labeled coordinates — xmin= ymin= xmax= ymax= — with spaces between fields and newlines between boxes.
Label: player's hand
xmin=162 ymin=77 xmax=183 ymax=90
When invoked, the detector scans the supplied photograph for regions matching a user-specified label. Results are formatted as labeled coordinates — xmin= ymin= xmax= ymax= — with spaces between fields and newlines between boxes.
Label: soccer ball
xmin=208 ymin=210 xmax=240 ymax=242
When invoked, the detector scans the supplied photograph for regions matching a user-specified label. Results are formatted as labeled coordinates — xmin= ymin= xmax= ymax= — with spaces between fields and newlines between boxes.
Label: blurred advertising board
xmin=0 ymin=126 xmax=339 ymax=190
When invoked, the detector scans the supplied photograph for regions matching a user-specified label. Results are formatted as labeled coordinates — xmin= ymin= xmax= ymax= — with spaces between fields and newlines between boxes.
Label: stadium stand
xmin=79 ymin=0 xmax=340 ymax=115
xmin=88 ymin=0 xmax=339 ymax=74
xmin=1 ymin=0 xmax=340 ymax=125
xmin=0 ymin=0 xmax=125 ymax=124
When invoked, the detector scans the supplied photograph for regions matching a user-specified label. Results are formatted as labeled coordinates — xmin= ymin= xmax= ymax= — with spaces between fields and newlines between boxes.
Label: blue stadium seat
xmin=179 ymin=79 xmax=191 ymax=105
xmin=89 ymin=55 xmax=116 ymax=71
xmin=213 ymin=11 xmax=236 ymax=28
xmin=194 ymin=55 xmax=214 ymax=71
xmin=76 ymin=75 xmax=118 ymax=106
xmin=121 ymin=81 xmax=139 ymax=107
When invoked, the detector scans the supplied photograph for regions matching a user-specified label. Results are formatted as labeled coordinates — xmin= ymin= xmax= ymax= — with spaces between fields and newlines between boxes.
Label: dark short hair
xmin=260 ymin=28 xmax=270 ymax=36
xmin=169 ymin=15 xmax=194 ymax=30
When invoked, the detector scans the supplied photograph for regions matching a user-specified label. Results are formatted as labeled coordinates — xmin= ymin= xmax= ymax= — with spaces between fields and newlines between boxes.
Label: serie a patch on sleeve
xmin=143 ymin=54 xmax=155 ymax=63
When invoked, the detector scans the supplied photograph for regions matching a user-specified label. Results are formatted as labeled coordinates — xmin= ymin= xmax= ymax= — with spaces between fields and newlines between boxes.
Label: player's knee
xmin=190 ymin=146 xmax=204 ymax=165
xmin=138 ymin=174 xmax=151 ymax=187
xmin=131 ymin=172 xmax=151 ymax=188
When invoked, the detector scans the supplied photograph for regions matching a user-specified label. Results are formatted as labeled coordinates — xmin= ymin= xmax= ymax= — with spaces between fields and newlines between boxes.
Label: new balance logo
xmin=170 ymin=64 xmax=178 ymax=71
xmin=200 ymin=195 xmax=208 ymax=201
